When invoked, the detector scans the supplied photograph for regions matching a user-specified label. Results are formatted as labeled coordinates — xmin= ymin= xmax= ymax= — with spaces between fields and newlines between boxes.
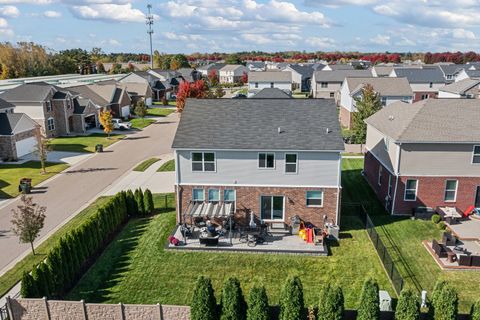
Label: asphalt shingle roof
xmin=0 ymin=113 xmax=32 ymax=135
xmin=392 ymin=67 xmax=445 ymax=83
xmin=346 ymin=77 xmax=413 ymax=96
xmin=172 ymin=99 xmax=344 ymax=151
xmin=313 ymin=69 xmax=373 ymax=83
xmin=0 ymin=97 xmax=15 ymax=110
xmin=249 ymin=71 xmax=292 ymax=82
xmin=0 ymin=82 xmax=54 ymax=102
xmin=287 ymin=64 xmax=315 ymax=78
xmin=251 ymin=88 xmax=292 ymax=99
xmin=439 ymin=78 xmax=480 ymax=94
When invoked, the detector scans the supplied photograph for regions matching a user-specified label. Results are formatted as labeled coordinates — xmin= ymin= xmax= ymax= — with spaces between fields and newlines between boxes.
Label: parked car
xmin=112 ymin=118 xmax=132 ymax=130
xmin=232 ymin=93 xmax=247 ymax=99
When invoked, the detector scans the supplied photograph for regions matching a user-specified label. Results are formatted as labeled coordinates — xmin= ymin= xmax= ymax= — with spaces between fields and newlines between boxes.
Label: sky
xmin=0 ymin=0 xmax=480 ymax=54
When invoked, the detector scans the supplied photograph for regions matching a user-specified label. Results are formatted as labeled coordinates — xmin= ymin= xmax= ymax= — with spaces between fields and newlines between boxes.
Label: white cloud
xmin=396 ymin=36 xmax=416 ymax=46
xmin=241 ymin=33 xmax=272 ymax=44
xmin=108 ymin=39 xmax=120 ymax=46
xmin=70 ymin=3 xmax=145 ymax=22
xmin=162 ymin=31 xmax=205 ymax=42
xmin=0 ymin=16 xmax=7 ymax=27
xmin=0 ymin=5 xmax=19 ymax=18
xmin=452 ymin=28 xmax=476 ymax=39
xmin=305 ymin=36 xmax=336 ymax=49
xmin=370 ymin=34 xmax=390 ymax=45
xmin=43 ymin=10 xmax=61 ymax=18
xmin=0 ymin=0 xmax=52 ymax=4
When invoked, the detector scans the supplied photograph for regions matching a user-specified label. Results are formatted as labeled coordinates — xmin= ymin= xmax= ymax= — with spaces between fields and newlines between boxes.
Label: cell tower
xmin=146 ymin=4 xmax=154 ymax=68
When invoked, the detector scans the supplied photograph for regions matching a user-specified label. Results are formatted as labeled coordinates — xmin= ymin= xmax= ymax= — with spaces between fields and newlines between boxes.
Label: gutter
xmin=390 ymin=142 xmax=402 ymax=215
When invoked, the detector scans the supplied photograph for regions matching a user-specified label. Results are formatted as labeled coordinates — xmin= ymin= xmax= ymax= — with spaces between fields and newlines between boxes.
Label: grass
xmin=157 ymin=159 xmax=175 ymax=172
xmin=132 ymin=158 xmax=160 ymax=172
xmin=49 ymin=133 xmax=124 ymax=153
xmin=0 ymin=161 xmax=69 ymax=199
xmin=342 ymin=158 xmax=480 ymax=313
xmin=146 ymin=107 xmax=175 ymax=117
xmin=130 ymin=118 xmax=156 ymax=130
xmin=0 ymin=196 xmax=111 ymax=297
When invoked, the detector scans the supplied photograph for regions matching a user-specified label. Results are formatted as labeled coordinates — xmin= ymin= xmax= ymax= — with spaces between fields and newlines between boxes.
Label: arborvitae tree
xmin=126 ymin=189 xmax=138 ymax=216
xmin=247 ymin=285 xmax=269 ymax=320
xmin=395 ymin=288 xmax=420 ymax=320
xmin=357 ymin=278 xmax=380 ymax=320
xmin=134 ymin=188 xmax=145 ymax=216
xmin=279 ymin=276 xmax=305 ymax=320
xmin=58 ymin=238 xmax=74 ymax=286
xmin=221 ymin=277 xmax=246 ymax=320
xmin=65 ymin=234 xmax=80 ymax=277
xmin=144 ymin=189 xmax=155 ymax=215
xmin=20 ymin=271 xmax=38 ymax=298
xmin=433 ymin=282 xmax=458 ymax=320
xmin=430 ymin=280 xmax=447 ymax=318
xmin=351 ymin=84 xmax=382 ymax=144
xmin=46 ymin=247 xmax=63 ymax=296
xmin=471 ymin=300 xmax=480 ymax=320
xmin=191 ymin=276 xmax=218 ymax=320
xmin=38 ymin=262 xmax=53 ymax=298
xmin=317 ymin=282 xmax=344 ymax=320
xmin=31 ymin=265 xmax=47 ymax=298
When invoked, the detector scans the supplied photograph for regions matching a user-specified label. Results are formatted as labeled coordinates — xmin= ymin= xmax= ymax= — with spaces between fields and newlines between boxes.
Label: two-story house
xmin=196 ymin=63 xmax=227 ymax=77
xmin=364 ymin=99 xmax=480 ymax=215
xmin=246 ymin=61 xmax=266 ymax=72
xmin=120 ymin=71 xmax=173 ymax=101
xmin=389 ymin=67 xmax=445 ymax=101
xmin=438 ymin=78 xmax=480 ymax=99
xmin=219 ymin=65 xmax=248 ymax=84
xmin=339 ymin=77 xmax=413 ymax=128
xmin=311 ymin=69 xmax=373 ymax=99
xmin=284 ymin=64 xmax=315 ymax=92
xmin=247 ymin=71 xmax=292 ymax=97
xmin=172 ymin=99 xmax=344 ymax=228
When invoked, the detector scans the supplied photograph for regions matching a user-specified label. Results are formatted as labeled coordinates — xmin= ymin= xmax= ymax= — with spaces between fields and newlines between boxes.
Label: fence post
xmin=81 ymin=299 xmax=87 ymax=320
xmin=119 ymin=302 xmax=125 ymax=320
xmin=165 ymin=195 xmax=168 ymax=210
xmin=43 ymin=297 xmax=51 ymax=320
xmin=6 ymin=297 xmax=14 ymax=320
xmin=158 ymin=304 xmax=163 ymax=320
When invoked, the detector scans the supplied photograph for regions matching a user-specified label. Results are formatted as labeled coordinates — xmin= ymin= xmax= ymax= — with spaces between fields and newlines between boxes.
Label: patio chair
xmin=458 ymin=254 xmax=472 ymax=267
xmin=471 ymin=255 xmax=480 ymax=267
xmin=199 ymin=235 xmax=220 ymax=246
xmin=432 ymin=239 xmax=448 ymax=258
xmin=442 ymin=232 xmax=457 ymax=246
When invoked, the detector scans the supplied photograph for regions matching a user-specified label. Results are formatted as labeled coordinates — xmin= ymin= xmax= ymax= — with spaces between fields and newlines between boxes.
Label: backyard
xmin=49 ymin=133 xmax=124 ymax=153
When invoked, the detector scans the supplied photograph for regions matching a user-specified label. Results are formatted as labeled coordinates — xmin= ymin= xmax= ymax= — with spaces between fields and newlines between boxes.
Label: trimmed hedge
xmin=144 ymin=189 xmax=154 ymax=215
xmin=432 ymin=281 xmax=458 ymax=320
xmin=191 ymin=276 xmax=218 ymax=320
xmin=247 ymin=285 xmax=269 ymax=320
xmin=431 ymin=214 xmax=441 ymax=224
xmin=357 ymin=278 xmax=380 ymax=320
xmin=471 ymin=300 xmax=480 ymax=320
xmin=317 ymin=282 xmax=344 ymax=320
xmin=395 ymin=288 xmax=420 ymax=320
xmin=221 ymin=277 xmax=246 ymax=320
xmin=279 ymin=276 xmax=305 ymax=320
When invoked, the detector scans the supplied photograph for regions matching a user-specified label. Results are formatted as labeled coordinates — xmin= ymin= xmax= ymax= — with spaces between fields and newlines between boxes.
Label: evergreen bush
xmin=134 ymin=188 xmax=145 ymax=216
xmin=31 ymin=264 xmax=47 ymax=298
xmin=221 ymin=277 xmax=246 ymax=320
xmin=432 ymin=282 xmax=458 ymax=320
xmin=279 ymin=276 xmax=305 ymax=320
xmin=20 ymin=271 xmax=38 ymax=298
xmin=471 ymin=300 xmax=480 ymax=320
xmin=317 ymin=282 xmax=344 ymax=320
xmin=191 ymin=276 xmax=218 ymax=320
xmin=126 ymin=189 xmax=138 ymax=215
xmin=431 ymin=214 xmax=441 ymax=224
xmin=144 ymin=189 xmax=154 ymax=215
xmin=357 ymin=278 xmax=380 ymax=320
xmin=247 ymin=285 xmax=269 ymax=320
xmin=395 ymin=288 xmax=420 ymax=320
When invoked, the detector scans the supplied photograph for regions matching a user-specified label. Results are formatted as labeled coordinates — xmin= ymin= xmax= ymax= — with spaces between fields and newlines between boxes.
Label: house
xmin=438 ymin=79 xmax=480 ymax=99
xmin=284 ymin=64 xmax=315 ymax=92
xmin=97 ymin=79 xmax=153 ymax=107
xmin=364 ymin=99 xmax=480 ymax=215
xmin=246 ymin=61 xmax=266 ymax=72
xmin=176 ymin=68 xmax=202 ymax=82
xmin=265 ymin=62 xmax=289 ymax=70
xmin=0 ymin=97 xmax=15 ymax=113
xmin=454 ymin=69 xmax=480 ymax=82
xmin=389 ymin=67 xmax=445 ymax=101
xmin=196 ymin=63 xmax=226 ymax=77
xmin=172 ymin=99 xmax=344 ymax=228
xmin=219 ymin=65 xmax=248 ymax=84
xmin=339 ymin=77 xmax=413 ymax=128
xmin=437 ymin=64 xmax=467 ymax=83
xmin=250 ymin=88 xmax=292 ymax=99
xmin=248 ymin=71 xmax=292 ymax=97
xmin=311 ymin=69 xmax=373 ymax=99
xmin=120 ymin=71 xmax=171 ymax=101
xmin=322 ymin=64 xmax=354 ymax=71
xmin=372 ymin=66 xmax=394 ymax=77
xmin=0 ymin=113 xmax=39 ymax=161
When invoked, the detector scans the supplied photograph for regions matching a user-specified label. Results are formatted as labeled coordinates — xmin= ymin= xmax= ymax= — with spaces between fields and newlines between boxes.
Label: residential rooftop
xmin=249 ymin=71 xmax=292 ymax=82
xmin=313 ymin=69 xmax=373 ymax=83
xmin=345 ymin=77 xmax=413 ymax=96
xmin=439 ymin=78 xmax=480 ymax=94
xmin=392 ymin=67 xmax=445 ymax=83
xmin=251 ymin=88 xmax=292 ymax=99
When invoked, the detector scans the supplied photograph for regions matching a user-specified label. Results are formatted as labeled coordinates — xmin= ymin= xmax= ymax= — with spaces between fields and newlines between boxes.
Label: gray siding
xmin=399 ymin=143 xmax=480 ymax=176
xmin=366 ymin=124 xmax=398 ymax=173
xmin=176 ymin=150 xmax=340 ymax=187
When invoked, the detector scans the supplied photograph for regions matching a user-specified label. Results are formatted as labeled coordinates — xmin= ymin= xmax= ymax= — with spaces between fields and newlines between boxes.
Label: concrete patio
xmin=447 ymin=217 xmax=480 ymax=240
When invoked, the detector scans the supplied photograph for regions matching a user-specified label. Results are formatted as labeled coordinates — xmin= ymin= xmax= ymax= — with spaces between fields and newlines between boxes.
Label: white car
xmin=112 ymin=118 xmax=132 ymax=130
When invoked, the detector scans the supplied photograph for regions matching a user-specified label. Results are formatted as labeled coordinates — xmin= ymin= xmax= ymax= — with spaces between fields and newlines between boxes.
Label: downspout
xmin=391 ymin=143 xmax=402 ymax=215
xmin=336 ymin=153 xmax=342 ymax=227
xmin=175 ymin=150 xmax=182 ymax=223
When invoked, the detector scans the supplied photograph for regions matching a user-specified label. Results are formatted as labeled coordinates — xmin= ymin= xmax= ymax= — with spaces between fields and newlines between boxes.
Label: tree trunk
xmin=30 ymin=242 xmax=35 ymax=255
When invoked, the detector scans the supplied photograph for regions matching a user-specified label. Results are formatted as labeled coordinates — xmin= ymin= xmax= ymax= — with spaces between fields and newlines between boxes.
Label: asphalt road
xmin=0 ymin=114 xmax=179 ymax=275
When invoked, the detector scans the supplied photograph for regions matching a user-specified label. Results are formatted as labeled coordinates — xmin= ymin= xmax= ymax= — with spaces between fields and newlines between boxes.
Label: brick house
xmin=0 ymin=113 xmax=39 ymax=161
xmin=172 ymin=99 xmax=344 ymax=228
xmin=364 ymin=99 xmax=480 ymax=215
xmin=389 ymin=67 xmax=445 ymax=102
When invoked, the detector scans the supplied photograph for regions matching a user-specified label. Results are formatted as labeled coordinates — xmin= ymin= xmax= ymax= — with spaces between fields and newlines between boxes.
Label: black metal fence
xmin=0 ymin=303 xmax=8 ymax=320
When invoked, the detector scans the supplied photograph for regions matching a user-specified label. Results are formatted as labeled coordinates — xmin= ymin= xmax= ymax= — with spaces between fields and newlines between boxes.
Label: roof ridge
xmin=396 ymin=100 xmax=426 ymax=140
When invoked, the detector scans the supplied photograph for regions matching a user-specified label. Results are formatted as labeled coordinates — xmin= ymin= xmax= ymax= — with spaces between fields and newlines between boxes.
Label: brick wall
xmin=177 ymin=184 xmax=340 ymax=227
xmin=52 ymin=100 xmax=74 ymax=136
xmin=0 ymin=136 xmax=15 ymax=160
xmin=71 ymin=115 xmax=85 ymax=133
xmin=413 ymin=92 xmax=437 ymax=102
xmin=339 ymin=106 xmax=352 ymax=128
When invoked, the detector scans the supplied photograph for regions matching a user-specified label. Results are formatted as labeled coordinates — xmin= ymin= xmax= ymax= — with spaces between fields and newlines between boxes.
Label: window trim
xmin=472 ymin=145 xmax=480 ymax=164
xmin=306 ymin=190 xmax=324 ymax=208
xmin=223 ymin=189 xmax=236 ymax=211
xmin=208 ymin=188 xmax=220 ymax=202
xmin=260 ymin=195 xmax=285 ymax=221
xmin=378 ymin=165 xmax=383 ymax=186
xmin=258 ymin=152 xmax=275 ymax=170
xmin=191 ymin=151 xmax=217 ymax=173
xmin=47 ymin=117 xmax=55 ymax=131
xmin=284 ymin=153 xmax=298 ymax=174
xmin=404 ymin=179 xmax=418 ymax=202
xmin=46 ymin=101 xmax=52 ymax=112
xmin=192 ymin=188 xmax=205 ymax=202
xmin=444 ymin=180 xmax=458 ymax=202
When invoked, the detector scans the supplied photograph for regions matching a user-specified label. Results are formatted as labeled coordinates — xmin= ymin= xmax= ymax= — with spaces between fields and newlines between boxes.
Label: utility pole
xmin=146 ymin=4 xmax=154 ymax=69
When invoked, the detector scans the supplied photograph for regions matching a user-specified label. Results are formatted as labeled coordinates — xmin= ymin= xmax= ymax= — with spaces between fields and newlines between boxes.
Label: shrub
xmin=221 ymin=277 xmax=246 ymax=320
xmin=134 ymin=188 xmax=145 ymax=216
xmin=191 ymin=276 xmax=218 ymax=320
xmin=247 ymin=285 xmax=269 ymax=320
xmin=432 ymin=281 xmax=458 ymax=320
xmin=357 ymin=278 xmax=380 ymax=320
xmin=144 ymin=189 xmax=154 ymax=215
xmin=46 ymin=247 xmax=64 ymax=295
xmin=395 ymin=288 xmax=420 ymax=320
xmin=431 ymin=214 xmax=441 ymax=224
xmin=31 ymin=265 xmax=47 ymax=298
xmin=279 ymin=276 xmax=305 ymax=320
xmin=126 ymin=189 xmax=138 ymax=215
xmin=317 ymin=282 xmax=344 ymax=320
xmin=437 ymin=222 xmax=447 ymax=230
xmin=471 ymin=300 xmax=480 ymax=320
xmin=38 ymin=262 xmax=53 ymax=298
xmin=20 ymin=271 xmax=38 ymax=298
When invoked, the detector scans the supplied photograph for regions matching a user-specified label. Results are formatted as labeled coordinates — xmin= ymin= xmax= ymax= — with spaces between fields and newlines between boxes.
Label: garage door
xmin=145 ymin=97 xmax=152 ymax=107
xmin=15 ymin=136 xmax=37 ymax=157
xmin=121 ymin=106 xmax=130 ymax=118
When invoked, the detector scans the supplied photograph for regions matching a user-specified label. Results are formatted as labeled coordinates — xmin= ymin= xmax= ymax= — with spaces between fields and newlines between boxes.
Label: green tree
xmin=317 ymin=282 xmax=344 ymax=320
xmin=279 ymin=276 xmax=305 ymax=320
xmin=351 ymin=84 xmax=382 ymax=144
xmin=225 ymin=54 xmax=242 ymax=64
xmin=31 ymin=264 xmax=47 ymax=298
xmin=221 ymin=277 xmax=246 ymax=320
xmin=143 ymin=189 xmax=154 ymax=215
xmin=134 ymin=188 xmax=145 ymax=216
xmin=170 ymin=54 xmax=190 ymax=70
xmin=46 ymin=247 xmax=64 ymax=296
xmin=191 ymin=276 xmax=218 ymax=320
xmin=20 ymin=271 xmax=38 ymax=298
xmin=432 ymin=281 xmax=458 ymax=320
xmin=395 ymin=288 xmax=420 ymax=320
xmin=134 ymin=100 xmax=147 ymax=124
xmin=38 ymin=262 xmax=53 ymax=298
xmin=471 ymin=300 xmax=480 ymax=320
xmin=247 ymin=285 xmax=269 ymax=320
xmin=357 ymin=278 xmax=380 ymax=320
xmin=126 ymin=189 xmax=138 ymax=215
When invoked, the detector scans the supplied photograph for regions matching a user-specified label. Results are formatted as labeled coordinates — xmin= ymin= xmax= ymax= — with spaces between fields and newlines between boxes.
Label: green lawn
xmin=157 ymin=159 xmax=175 ymax=172
xmin=146 ymin=107 xmax=175 ymax=117
xmin=0 ymin=196 xmax=111 ymax=297
xmin=49 ymin=133 xmax=124 ymax=153
xmin=342 ymin=158 xmax=480 ymax=312
xmin=0 ymin=161 xmax=69 ymax=198
xmin=130 ymin=118 xmax=156 ymax=130
xmin=132 ymin=158 xmax=160 ymax=172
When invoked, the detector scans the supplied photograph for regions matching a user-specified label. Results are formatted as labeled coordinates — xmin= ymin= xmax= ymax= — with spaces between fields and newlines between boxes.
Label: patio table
xmin=437 ymin=207 xmax=462 ymax=223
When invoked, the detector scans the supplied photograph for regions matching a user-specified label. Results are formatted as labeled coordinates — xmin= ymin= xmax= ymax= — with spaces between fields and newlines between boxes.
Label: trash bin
xmin=327 ymin=224 xmax=340 ymax=240
xmin=95 ymin=144 xmax=103 ymax=152
xmin=19 ymin=183 xmax=31 ymax=194
xmin=290 ymin=215 xmax=301 ymax=235
xmin=379 ymin=290 xmax=392 ymax=311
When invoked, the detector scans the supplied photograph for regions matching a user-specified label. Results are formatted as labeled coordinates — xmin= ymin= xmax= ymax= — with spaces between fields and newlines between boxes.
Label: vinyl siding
xmin=365 ymin=124 xmax=398 ymax=173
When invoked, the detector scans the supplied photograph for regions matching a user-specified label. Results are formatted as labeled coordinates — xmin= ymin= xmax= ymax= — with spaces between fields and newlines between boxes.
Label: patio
xmin=446 ymin=217 xmax=480 ymax=240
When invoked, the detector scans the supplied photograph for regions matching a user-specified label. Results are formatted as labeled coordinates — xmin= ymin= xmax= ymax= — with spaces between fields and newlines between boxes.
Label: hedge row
xmin=21 ymin=189 xmax=155 ymax=298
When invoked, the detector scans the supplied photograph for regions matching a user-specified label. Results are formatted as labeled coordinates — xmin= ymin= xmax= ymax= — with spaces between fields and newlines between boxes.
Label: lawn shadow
xmin=124 ymin=136 xmax=149 ymax=141
xmin=51 ymin=144 xmax=91 ymax=153
xmin=65 ymin=167 xmax=117 ymax=174
xmin=0 ymin=179 xmax=12 ymax=199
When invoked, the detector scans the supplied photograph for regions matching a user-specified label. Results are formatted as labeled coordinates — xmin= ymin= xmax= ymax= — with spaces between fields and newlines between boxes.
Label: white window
xmin=444 ymin=180 xmax=458 ymax=202
xmin=47 ymin=117 xmax=55 ymax=131
xmin=255 ymin=82 xmax=258 ymax=88
xmin=404 ymin=179 xmax=418 ymax=201
xmin=191 ymin=152 xmax=216 ymax=172
xmin=306 ymin=191 xmax=323 ymax=207
xmin=224 ymin=189 xmax=236 ymax=210
xmin=258 ymin=153 xmax=275 ymax=169
xmin=378 ymin=166 xmax=383 ymax=186
xmin=46 ymin=101 xmax=52 ymax=112
xmin=421 ymin=94 xmax=429 ymax=100
xmin=208 ymin=189 xmax=220 ymax=203
xmin=192 ymin=188 xmax=204 ymax=203
xmin=472 ymin=146 xmax=480 ymax=164
xmin=270 ymin=82 xmax=274 ymax=88
xmin=321 ymin=82 xmax=328 ymax=88
xmin=381 ymin=97 xmax=387 ymax=106
xmin=285 ymin=153 xmax=297 ymax=174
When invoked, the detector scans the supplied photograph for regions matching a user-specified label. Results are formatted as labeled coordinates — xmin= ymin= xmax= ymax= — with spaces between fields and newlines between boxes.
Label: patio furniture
xmin=442 ymin=232 xmax=457 ymax=246
xmin=447 ymin=251 xmax=457 ymax=263
xmin=432 ymin=239 xmax=448 ymax=258
xmin=414 ymin=206 xmax=435 ymax=220
xmin=437 ymin=207 xmax=463 ymax=224
xmin=471 ymin=255 xmax=480 ymax=267
xmin=458 ymin=254 xmax=472 ymax=266
xmin=199 ymin=234 xmax=220 ymax=246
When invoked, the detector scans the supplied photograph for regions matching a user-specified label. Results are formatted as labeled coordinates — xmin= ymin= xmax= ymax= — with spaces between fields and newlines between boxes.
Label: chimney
xmin=278 ymin=127 xmax=283 ymax=134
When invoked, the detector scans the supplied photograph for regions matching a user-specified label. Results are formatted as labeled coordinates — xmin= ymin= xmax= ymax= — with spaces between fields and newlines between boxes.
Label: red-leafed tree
xmin=176 ymin=80 xmax=190 ymax=113
xmin=207 ymin=69 xmax=219 ymax=86
xmin=190 ymin=80 xmax=208 ymax=98
xmin=176 ymin=79 xmax=209 ymax=113
xmin=240 ymin=72 xmax=248 ymax=85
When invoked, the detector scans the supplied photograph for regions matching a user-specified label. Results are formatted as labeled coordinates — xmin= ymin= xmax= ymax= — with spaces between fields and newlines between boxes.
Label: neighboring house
xmin=364 ymin=99 xmax=480 ymax=215
xmin=339 ymin=77 xmax=413 ymax=128
xmin=177 ymin=68 xmax=202 ymax=82
xmin=372 ymin=66 xmax=394 ymax=77
xmin=284 ymin=64 xmax=314 ymax=92
xmin=0 ymin=113 xmax=39 ymax=161
xmin=120 ymin=71 xmax=171 ymax=101
xmin=219 ymin=65 xmax=248 ymax=84
xmin=438 ymin=79 xmax=480 ymax=99
xmin=389 ymin=67 xmax=445 ymax=101
xmin=97 ymin=79 xmax=153 ymax=107
xmin=246 ymin=61 xmax=266 ymax=71
xmin=265 ymin=62 xmax=289 ymax=70
xmin=72 ymin=98 xmax=100 ymax=132
xmin=196 ymin=63 xmax=226 ymax=77
xmin=250 ymin=88 xmax=292 ymax=99
xmin=311 ymin=69 xmax=373 ymax=99
xmin=454 ymin=69 xmax=480 ymax=82
xmin=0 ymin=97 xmax=15 ymax=113
xmin=248 ymin=71 xmax=292 ymax=97
xmin=322 ymin=64 xmax=354 ymax=71
xmin=172 ymin=99 xmax=344 ymax=228
xmin=437 ymin=64 xmax=467 ymax=83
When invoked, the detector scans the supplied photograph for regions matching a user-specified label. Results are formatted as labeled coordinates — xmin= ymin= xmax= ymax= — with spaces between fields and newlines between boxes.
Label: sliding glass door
xmin=260 ymin=196 xmax=284 ymax=220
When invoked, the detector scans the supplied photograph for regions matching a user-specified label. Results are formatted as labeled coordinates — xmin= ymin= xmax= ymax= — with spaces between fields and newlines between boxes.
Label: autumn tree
xmin=170 ymin=54 xmax=190 ymax=70
xmin=176 ymin=80 xmax=190 ymax=113
xmin=225 ymin=54 xmax=241 ymax=64
xmin=351 ymin=84 xmax=382 ymax=144
xmin=11 ymin=195 xmax=47 ymax=255
xmin=99 ymin=108 xmax=114 ymax=139
xmin=240 ymin=72 xmax=248 ymax=85
xmin=134 ymin=100 xmax=147 ymax=124
xmin=34 ymin=127 xmax=50 ymax=174
xmin=96 ymin=61 xmax=105 ymax=73
xmin=208 ymin=69 xmax=219 ymax=86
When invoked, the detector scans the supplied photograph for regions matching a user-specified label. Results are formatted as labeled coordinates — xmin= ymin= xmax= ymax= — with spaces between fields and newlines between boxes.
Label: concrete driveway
xmin=0 ymin=113 xmax=179 ymax=276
